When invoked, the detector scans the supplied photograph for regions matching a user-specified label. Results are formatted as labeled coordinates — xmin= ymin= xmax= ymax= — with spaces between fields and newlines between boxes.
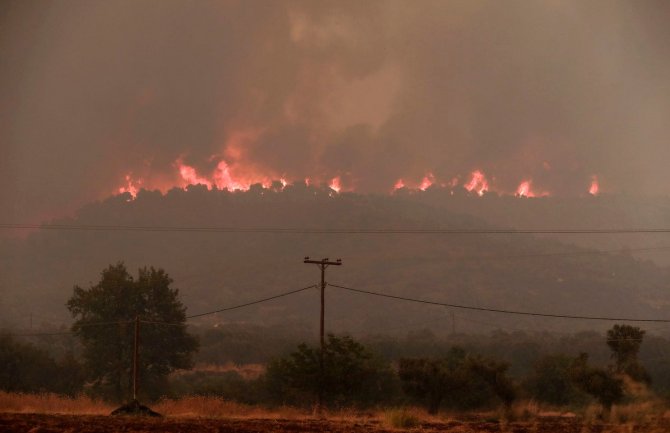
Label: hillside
xmin=2 ymin=184 xmax=670 ymax=335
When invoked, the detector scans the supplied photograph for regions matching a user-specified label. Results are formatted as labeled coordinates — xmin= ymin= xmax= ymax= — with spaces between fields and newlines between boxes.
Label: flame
xmin=418 ymin=173 xmax=434 ymax=191
xmin=393 ymin=179 xmax=405 ymax=190
xmin=589 ymin=176 xmax=599 ymax=195
xmin=117 ymin=174 xmax=141 ymax=199
xmin=464 ymin=170 xmax=489 ymax=196
xmin=177 ymin=160 xmax=213 ymax=189
xmin=516 ymin=180 xmax=535 ymax=198
xmin=213 ymin=160 xmax=250 ymax=191
xmin=329 ymin=176 xmax=342 ymax=193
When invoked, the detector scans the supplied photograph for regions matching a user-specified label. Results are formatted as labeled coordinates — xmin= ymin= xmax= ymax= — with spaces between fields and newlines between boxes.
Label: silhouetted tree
xmin=606 ymin=324 xmax=650 ymax=383
xmin=67 ymin=263 xmax=198 ymax=402
xmin=526 ymin=354 xmax=586 ymax=406
xmin=398 ymin=348 xmax=515 ymax=414
xmin=398 ymin=348 xmax=469 ymax=414
xmin=264 ymin=334 xmax=396 ymax=408
xmin=570 ymin=353 xmax=623 ymax=411
xmin=0 ymin=336 xmax=85 ymax=395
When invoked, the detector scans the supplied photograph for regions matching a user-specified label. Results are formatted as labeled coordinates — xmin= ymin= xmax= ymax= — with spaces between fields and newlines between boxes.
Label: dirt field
xmin=3 ymin=413 xmax=670 ymax=433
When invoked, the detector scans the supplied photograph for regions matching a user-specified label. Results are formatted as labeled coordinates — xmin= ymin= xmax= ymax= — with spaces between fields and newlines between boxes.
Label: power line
xmin=146 ymin=284 xmax=319 ymax=324
xmin=4 ymin=285 xmax=318 ymax=335
xmin=328 ymin=283 xmax=670 ymax=323
xmin=5 ymin=223 xmax=670 ymax=235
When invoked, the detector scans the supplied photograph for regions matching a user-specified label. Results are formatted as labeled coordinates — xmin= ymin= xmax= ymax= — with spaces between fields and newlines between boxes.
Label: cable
xmin=184 ymin=284 xmax=317 ymax=320
xmin=328 ymin=283 xmax=670 ymax=323
xmin=6 ymin=223 xmax=670 ymax=235
xmin=443 ymin=245 xmax=670 ymax=262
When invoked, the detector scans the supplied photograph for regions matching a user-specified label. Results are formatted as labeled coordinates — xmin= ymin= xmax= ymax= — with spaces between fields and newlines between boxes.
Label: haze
xmin=3 ymin=0 xmax=670 ymax=224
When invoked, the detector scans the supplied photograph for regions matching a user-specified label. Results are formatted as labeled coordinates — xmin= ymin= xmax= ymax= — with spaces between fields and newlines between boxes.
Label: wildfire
xmin=464 ymin=170 xmax=489 ymax=196
xmin=516 ymin=180 xmax=534 ymax=198
xmin=329 ymin=176 xmax=342 ymax=193
xmin=112 ymin=161 xmax=605 ymax=200
xmin=589 ymin=176 xmax=599 ymax=196
xmin=418 ymin=173 xmax=434 ymax=191
xmin=177 ymin=161 xmax=213 ymax=189
xmin=117 ymin=174 xmax=141 ymax=199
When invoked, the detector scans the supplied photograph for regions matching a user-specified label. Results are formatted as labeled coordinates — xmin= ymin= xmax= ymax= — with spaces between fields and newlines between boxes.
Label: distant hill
xmin=2 ymin=184 xmax=670 ymax=336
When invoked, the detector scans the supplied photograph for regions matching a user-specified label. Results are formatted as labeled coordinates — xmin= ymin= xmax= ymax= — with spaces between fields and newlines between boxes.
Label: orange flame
xmin=419 ymin=173 xmax=434 ymax=191
xmin=177 ymin=160 xmax=213 ymax=189
xmin=329 ymin=176 xmax=342 ymax=193
xmin=393 ymin=178 xmax=405 ymax=191
xmin=589 ymin=176 xmax=599 ymax=195
xmin=464 ymin=170 xmax=489 ymax=196
xmin=117 ymin=174 xmax=141 ymax=199
xmin=516 ymin=180 xmax=535 ymax=198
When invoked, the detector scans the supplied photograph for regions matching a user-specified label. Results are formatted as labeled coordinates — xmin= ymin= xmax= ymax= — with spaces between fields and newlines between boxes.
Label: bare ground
xmin=3 ymin=413 xmax=670 ymax=433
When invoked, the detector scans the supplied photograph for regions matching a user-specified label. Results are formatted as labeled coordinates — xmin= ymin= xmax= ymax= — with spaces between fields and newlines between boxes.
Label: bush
xmin=525 ymin=354 xmax=587 ymax=406
xmin=398 ymin=347 xmax=516 ymax=414
xmin=264 ymin=334 xmax=398 ymax=408
xmin=0 ymin=336 xmax=85 ymax=396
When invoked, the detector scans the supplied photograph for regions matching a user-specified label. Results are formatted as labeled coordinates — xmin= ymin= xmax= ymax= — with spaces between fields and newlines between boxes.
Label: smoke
xmin=2 ymin=0 xmax=670 ymax=222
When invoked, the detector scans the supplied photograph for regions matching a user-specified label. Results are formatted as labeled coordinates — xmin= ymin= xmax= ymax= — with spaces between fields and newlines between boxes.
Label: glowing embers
xmin=589 ymin=176 xmax=600 ymax=196
xmin=464 ymin=170 xmax=489 ymax=196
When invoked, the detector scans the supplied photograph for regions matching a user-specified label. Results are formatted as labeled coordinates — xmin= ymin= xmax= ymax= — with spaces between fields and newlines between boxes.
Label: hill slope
xmin=2 ymin=184 xmax=670 ymax=335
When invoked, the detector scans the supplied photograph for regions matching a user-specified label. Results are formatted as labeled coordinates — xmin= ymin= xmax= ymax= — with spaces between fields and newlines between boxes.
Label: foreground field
xmin=4 ymin=413 xmax=670 ymax=433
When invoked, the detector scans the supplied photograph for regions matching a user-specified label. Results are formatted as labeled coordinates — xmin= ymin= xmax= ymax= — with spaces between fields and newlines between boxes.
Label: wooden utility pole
xmin=303 ymin=257 xmax=342 ymax=410
xmin=133 ymin=315 xmax=140 ymax=401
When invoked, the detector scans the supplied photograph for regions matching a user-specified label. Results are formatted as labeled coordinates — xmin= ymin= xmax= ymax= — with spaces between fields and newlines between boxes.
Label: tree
xmin=606 ymin=324 xmax=650 ymax=383
xmin=570 ymin=353 xmax=623 ymax=411
xmin=526 ymin=354 xmax=586 ymax=406
xmin=398 ymin=348 xmax=469 ymax=414
xmin=67 ymin=263 xmax=198 ymax=402
xmin=264 ymin=334 xmax=396 ymax=408
xmin=398 ymin=348 xmax=515 ymax=414
xmin=0 ymin=336 xmax=85 ymax=395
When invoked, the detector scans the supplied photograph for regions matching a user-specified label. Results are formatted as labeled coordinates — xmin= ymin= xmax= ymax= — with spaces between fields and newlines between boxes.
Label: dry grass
xmin=2 ymin=391 xmax=669 ymax=430
xmin=175 ymin=362 xmax=265 ymax=380
xmin=154 ymin=396 xmax=305 ymax=419
xmin=0 ymin=392 xmax=112 ymax=415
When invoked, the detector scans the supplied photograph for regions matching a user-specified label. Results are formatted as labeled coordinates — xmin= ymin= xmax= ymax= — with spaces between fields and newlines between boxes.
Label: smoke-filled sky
xmin=2 ymin=0 xmax=670 ymax=223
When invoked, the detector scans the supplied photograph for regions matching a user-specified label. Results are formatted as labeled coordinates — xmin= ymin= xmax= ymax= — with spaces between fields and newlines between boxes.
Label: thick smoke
xmin=2 ymin=0 xmax=670 ymax=222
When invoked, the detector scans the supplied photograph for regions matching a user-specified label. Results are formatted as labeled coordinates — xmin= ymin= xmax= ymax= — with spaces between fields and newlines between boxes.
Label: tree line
xmin=0 ymin=263 xmax=657 ymax=415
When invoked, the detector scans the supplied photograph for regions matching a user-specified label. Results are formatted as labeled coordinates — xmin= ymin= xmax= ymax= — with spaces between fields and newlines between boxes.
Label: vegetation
xmin=569 ymin=353 xmax=623 ymax=411
xmin=67 ymin=263 xmax=198 ymax=402
xmin=0 ymin=336 xmax=84 ymax=396
xmin=264 ymin=334 xmax=397 ymax=408
xmin=606 ymin=324 xmax=650 ymax=383
xmin=398 ymin=348 xmax=515 ymax=414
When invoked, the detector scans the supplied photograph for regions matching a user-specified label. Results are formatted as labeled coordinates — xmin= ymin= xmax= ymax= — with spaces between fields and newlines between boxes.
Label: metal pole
xmin=133 ymin=315 xmax=139 ymax=401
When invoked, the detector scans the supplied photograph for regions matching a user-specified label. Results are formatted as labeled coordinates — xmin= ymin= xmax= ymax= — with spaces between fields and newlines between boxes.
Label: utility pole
xmin=133 ymin=315 xmax=140 ymax=401
xmin=304 ymin=256 xmax=342 ymax=410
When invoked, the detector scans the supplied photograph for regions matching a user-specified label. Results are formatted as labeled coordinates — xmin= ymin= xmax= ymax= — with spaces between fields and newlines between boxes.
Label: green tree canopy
xmin=67 ymin=262 xmax=198 ymax=402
